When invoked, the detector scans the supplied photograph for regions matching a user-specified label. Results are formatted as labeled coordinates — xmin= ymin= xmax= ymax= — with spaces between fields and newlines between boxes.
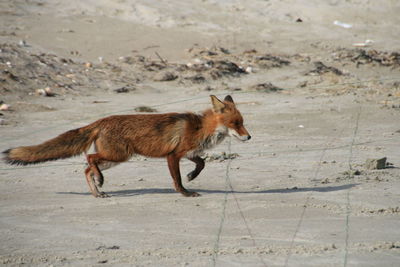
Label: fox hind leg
xmin=85 ymin=154 xmax=110 ymax=198
xmin=96 ymin=160 xmax=120 ymax=187
xmin=84 ymin=165 xmax=108 ymax=198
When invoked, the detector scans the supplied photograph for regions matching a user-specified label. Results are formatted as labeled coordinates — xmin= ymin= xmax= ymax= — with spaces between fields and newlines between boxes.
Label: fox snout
xmin=228 ymin=128 xmax=251 ymax=142
xmin=237 ymin=133 xmax=252 ymax=141
xmin=243 ymin=135 xmax=252 ymax=141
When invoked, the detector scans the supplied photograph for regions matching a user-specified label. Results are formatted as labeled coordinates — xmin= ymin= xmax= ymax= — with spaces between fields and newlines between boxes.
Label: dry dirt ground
xmin=1 ymin=1 xmax=400 ymax=266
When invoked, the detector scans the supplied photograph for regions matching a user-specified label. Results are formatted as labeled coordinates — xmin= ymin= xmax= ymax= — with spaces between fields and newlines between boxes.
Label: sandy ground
xmin=1 ymin=0 xmax=400 ymax=266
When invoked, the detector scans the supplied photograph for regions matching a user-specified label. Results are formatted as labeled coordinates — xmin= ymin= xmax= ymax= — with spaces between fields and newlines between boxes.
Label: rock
xmin=342 ymin=169 xmax=362 ymax=177
xmin=18 ymin=40 xmax=28 ymax=47
xmin=298 ymin=81 xmax=308 ymax=88
xmin=36 ymin=87 xmax=56 ymax=97
xmin=185 ymin=74 xmax=206 ymax=83
xmin=334 ymin=49 xmax=400 ymax=68
xmin=134 ymin=106 xmax=157 ymax=113
xmin=234 ymin=248 xmax=243 ymax=254
xmin=114 ymin=86 xmax=135 ymax=93
xmin=219 ymin=47 xmax=230 ymax=54
xmin=321 ymin=178 xmax=330 ymax=184
xmin=365 ymin=157 xmax=387 ymax=170
xmin=250 ymin=82 xmax=283 ymax=93
xmin=204 ymin=152 xmax=239 ymax=162
xmin=96 ymin=245 xmax=120 ymax=250
xmin=153 ymin=71 xmax=178 ymax=81
xmin=306 ymin=61 xmax=343 ymax=76
xmin=209 ymin=60 xmax=245 ymax=79
xmin=0 ymin=103 xmax=10 ymax=111
xmin=255 ymin=54 xmax=290 ymax=68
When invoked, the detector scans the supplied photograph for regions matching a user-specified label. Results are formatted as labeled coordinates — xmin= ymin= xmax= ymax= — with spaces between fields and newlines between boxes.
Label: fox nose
xmin=246 ymin=135 xmax=251 ymax=140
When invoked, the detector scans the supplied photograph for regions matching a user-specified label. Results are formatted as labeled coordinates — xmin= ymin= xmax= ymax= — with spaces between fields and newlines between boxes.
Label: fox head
xmin=210 ymin=95 xmax=251 ymax=141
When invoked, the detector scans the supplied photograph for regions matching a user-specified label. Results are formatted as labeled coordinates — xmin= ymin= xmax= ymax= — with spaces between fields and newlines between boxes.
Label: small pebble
xmin=0 ymin=104 xmax=10 ymax=111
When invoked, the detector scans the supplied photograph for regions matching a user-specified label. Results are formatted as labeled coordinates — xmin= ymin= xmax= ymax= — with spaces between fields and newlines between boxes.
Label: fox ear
xmin=224 ymin=95 xmax=234 ymax=104
xmin=210 ymin=95 xmax=225 ymax=113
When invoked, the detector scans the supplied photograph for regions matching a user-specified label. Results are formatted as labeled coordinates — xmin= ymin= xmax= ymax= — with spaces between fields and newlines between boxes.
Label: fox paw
xmin=95 ymin=180 xmax=104 ymax=188
xmin=187 ymin=171 xmax=198 ymax=182
xmin=96 ymin=192 xmax=110 ymax=198
xmin=182 ymin=191 xmax=201 ymax=197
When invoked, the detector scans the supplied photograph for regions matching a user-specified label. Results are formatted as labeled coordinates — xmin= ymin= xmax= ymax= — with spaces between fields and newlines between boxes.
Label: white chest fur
xmin=185 ymin=126 xmax=228 ymax=158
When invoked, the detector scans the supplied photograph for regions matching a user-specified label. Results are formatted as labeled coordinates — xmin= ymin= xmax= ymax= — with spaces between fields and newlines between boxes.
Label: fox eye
xmin=234 ymin=120 xmax=240 ymax=126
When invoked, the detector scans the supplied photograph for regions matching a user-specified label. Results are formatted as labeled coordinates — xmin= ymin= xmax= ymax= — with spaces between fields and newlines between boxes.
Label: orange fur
xmin=3 ymin=95 xmax=250 ymax=197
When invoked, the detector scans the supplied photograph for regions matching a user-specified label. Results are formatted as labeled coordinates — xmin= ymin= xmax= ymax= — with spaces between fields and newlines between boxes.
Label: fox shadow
xmin=57 ymin=183 xmax=357 ymax=198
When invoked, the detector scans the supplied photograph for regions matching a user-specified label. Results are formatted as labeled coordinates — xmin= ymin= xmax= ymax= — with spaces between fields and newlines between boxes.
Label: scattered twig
xmin=155 ymin=52 xmax=167 ymax=65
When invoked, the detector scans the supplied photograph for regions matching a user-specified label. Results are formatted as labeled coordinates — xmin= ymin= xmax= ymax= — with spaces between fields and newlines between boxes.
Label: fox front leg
xmin=187 ymin=156 xmax=205 ymax=182
xmin=167 ymin=154 xmax=201 ymax=197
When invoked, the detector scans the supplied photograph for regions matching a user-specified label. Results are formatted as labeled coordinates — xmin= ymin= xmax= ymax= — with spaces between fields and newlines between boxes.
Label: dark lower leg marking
xmin=187 ymin=156 xmax=205 ymax=182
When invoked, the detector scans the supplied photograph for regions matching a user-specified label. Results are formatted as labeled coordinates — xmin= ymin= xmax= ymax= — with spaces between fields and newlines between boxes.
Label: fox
xmin=3 ymin=95 xmax=251 ymax=198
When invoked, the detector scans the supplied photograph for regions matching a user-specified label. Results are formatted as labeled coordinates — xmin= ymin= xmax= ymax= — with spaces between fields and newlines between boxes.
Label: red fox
xmin=3 ymin=95 xmax=251 ymax=197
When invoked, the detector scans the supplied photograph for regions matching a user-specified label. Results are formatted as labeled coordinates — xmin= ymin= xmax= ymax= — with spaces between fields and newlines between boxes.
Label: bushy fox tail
xmin=3 ymin=126 xmax=98 ymax=165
